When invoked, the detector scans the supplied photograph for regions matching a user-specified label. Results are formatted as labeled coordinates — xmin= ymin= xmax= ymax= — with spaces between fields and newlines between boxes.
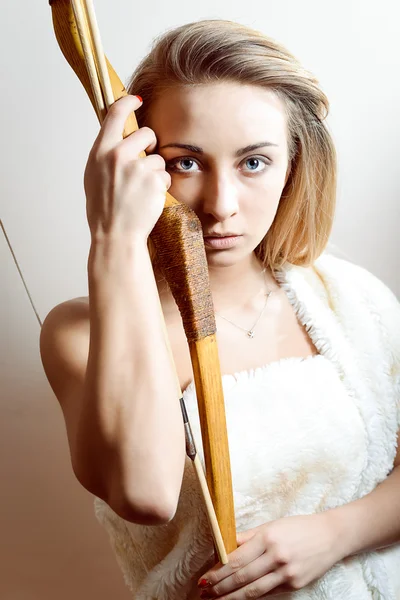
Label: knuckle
xmin=140 ymin=125 xmax=155 ymax=135
xmin=106 ymin=102 xmax=125 ymax=123
xmin=145 ymin=154 xmax=166 ymax=170
xmin=245 ymin=585 xmax=261 ymax=599
xmin=144 ymin=170 xmax=161 ymax=186
xmin=211 ymin=584 xmax=222 ymax=596
xmin=260 ymin=529 xmax=271 ymax=549
xmin=106 ymin=148 xmax=123 ymax=169
xmin=142 ymin=171 xmax=167 ymax=196
xmin=232 ymin=570 xmax=247 ymax=586
xmin=107 ymin=145 xmax=120 ymax=160
xmin=103 ymin=96 xmax=139 ymax=128
xmin=261 ymin=528 xmax=274 ymax=546
xmin=105 ymin=101 xmax=120 ymax=117
xmin=132 ymin=158 xmax=146 ymax=174
xmin=140 ymin=126 xmax=157 ymax=141
xmin=229 ymin=556 xmax=245 ymax=571
xmin=282 ymin=565 xmax=302 ymax=588
xmin=162 ymin=171 xmax=172 ymax=187
xmin=282 ymin=564 xmax=295 ymax=579
xmin=155 ymin=154 xmax=166 ymax=168
xmin=263 ymin=532 xmax=289 ymax=563
xmin=88 ymin=146 xmax=103 ymax=166
xmin=110 ymin=95 xmax=134 ymax=113
xmin=92 ymin=149 xmax=103 ymax=165
xmin=289 ymin=576 xmax=303 ymax=590
xmin=273 ymin=547 xmax=290 ymax=565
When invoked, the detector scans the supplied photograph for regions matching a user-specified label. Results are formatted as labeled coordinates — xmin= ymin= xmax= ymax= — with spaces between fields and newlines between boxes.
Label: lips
xmin=203 ymin=234 xmax=242 ymax=250
xmin=203 ymin=232 xmax=239 ymax=238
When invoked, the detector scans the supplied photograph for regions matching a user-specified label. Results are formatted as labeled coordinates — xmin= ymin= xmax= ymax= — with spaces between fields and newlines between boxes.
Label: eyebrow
xmin=158 ymin=141 xmax=278 ymax=157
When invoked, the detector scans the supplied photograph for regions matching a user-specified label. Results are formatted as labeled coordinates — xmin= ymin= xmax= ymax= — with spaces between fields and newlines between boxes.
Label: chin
xmin=204 ymin=246 xmax=251 ymax=268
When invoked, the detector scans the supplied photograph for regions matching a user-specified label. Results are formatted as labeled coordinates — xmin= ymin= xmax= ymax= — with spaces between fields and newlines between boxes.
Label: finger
xmin=237 ymin=529 xmax=258 ymax=546
xmin=202 ymin=552 xmax=277 ymax=598
xmin=95 ymin=94 xmax=143 ymax=150
xmin=139 ymin=157 xmax=172 ymax=191
xmin=221 ymin=571 xmax=285 ymax=600
xmin=131 ymin=156 xmax=171 ymax=189
xmin=200 ymin=533 xmax=266 ymax=588
xmin=263 ymin=583 xmax=293 ymax=596
xmin=123 ymin=153 xmax=166 ymax=172
xmin=159 ymin=169 xmax=172 ymax=191
xmin=116 ymin=126 xmax=158 ymax=158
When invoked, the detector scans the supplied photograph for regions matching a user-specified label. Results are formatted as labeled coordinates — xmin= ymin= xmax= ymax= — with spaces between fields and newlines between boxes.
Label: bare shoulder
xmin=39 ymin=296 xmax=90 ymax=450
xmin=40 ymin=296 xmax=90 ymax=373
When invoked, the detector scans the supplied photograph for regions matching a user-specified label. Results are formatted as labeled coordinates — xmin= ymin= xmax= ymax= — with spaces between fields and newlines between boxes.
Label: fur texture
xmin=94 ymin=254 xmax=400 ymax=599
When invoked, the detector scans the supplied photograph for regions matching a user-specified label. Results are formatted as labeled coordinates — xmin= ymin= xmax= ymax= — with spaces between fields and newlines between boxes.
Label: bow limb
xmin=49 ymin=0 xmax=237 ymax=557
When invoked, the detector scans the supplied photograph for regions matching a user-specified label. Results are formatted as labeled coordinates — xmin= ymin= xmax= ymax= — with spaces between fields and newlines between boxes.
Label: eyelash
xmin=165 ymin=155 xmax=271 ymax=175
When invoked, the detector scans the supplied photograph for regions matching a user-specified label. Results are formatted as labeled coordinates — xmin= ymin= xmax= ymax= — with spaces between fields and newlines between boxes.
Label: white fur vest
xmin=94 ymin=253 xmax=400 ymax=599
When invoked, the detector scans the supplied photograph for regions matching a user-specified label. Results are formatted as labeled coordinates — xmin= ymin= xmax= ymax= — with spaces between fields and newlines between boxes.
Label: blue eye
xmin=166 ymin=155 xmax=270 ymax=174
xmin=242 ymin=157 xmax=268 ymax=173
xmin=167 ymin=158 xmax=199 ymax=172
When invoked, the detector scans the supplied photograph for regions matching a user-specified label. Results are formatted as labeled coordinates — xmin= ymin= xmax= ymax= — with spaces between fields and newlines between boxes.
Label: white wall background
xmin=1 ymin=0 xmax=399 ymax=597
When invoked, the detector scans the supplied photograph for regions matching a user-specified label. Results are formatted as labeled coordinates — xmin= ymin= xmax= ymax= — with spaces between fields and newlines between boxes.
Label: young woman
xmin=40 ymin=19 xmax=400 ymax=600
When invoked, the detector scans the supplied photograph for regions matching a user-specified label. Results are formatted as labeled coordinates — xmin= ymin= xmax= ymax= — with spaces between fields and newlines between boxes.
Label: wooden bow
xmin=48 ymin=0 xmax=237 ymax=561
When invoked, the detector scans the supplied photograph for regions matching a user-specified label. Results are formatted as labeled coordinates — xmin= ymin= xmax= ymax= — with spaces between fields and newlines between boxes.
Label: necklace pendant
xmin=247 ymin=330 xmax=255 ymax=338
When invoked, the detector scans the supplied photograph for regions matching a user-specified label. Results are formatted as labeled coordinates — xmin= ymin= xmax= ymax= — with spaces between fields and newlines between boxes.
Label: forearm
xmin=77 ymin=236 xmax=185 ymax=517
xmin=329 ymin=465 xmax=400 ymax=559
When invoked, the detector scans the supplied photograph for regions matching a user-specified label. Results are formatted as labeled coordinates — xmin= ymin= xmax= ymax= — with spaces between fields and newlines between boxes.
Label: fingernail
xmin=135 ymin=95 xmax=143 ymax=103
xmin=198 ymin=578 xmax=210 ymax=588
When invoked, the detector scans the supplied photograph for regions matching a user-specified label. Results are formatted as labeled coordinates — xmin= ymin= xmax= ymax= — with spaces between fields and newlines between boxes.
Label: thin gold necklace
xmin=214 ymin=269 xmax=272 ymax=339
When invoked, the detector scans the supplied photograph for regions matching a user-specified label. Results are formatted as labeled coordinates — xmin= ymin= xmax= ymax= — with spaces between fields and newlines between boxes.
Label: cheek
xmin=167 ymin=176 xmax=202 ymax=209
xmin=246 ymin=171 xmax=286 ymax=219
xmin=246 ymin=196 xmax=280 ymax=234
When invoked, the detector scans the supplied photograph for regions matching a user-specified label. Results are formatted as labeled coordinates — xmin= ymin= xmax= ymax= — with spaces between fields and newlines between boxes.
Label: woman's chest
xmin=164 ymin=288 xmax=318 ymax=391
xmin=183 ymin=357 xmax=368 ymax=528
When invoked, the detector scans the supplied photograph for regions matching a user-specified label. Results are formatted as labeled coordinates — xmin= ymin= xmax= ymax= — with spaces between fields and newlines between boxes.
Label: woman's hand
xmin=198 ymin=512 xmax=343 ymax=598
xmin=84 ymin=94 xmax=171 ymax=242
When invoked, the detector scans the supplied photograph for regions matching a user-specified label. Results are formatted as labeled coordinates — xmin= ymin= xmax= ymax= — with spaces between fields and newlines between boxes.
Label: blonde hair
xmin=127 ymin=19 xmax=337 ymax=269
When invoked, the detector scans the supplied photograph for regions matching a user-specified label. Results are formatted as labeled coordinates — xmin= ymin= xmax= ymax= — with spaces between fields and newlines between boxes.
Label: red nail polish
xmin=135 ymin=95 xmax=143 ymax=103
xmin=198 ymin=578 xmax=210 ymax=588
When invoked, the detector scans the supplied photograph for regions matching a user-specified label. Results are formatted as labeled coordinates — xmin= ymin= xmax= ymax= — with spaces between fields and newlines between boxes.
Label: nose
xmin=201 ymin=169 xmax=239 ymax=222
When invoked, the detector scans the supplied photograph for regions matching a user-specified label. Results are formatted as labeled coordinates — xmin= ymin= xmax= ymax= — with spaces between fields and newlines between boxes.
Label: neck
xmin=207 ymin=253 xmax=266 ymax=311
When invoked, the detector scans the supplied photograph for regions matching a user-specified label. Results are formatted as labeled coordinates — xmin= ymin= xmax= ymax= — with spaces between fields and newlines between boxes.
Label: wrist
xmin=88 ymin=234 xmax=150 ymax=277
xmin=90 ymin=231 xmax=149 ymax=251
xmin=323 ymin=505 xmax=358 ymax=561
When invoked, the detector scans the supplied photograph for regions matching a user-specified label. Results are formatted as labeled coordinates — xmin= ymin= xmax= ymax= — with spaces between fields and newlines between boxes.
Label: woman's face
xmin=147 ymin=82 xmax=290 ymax=267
